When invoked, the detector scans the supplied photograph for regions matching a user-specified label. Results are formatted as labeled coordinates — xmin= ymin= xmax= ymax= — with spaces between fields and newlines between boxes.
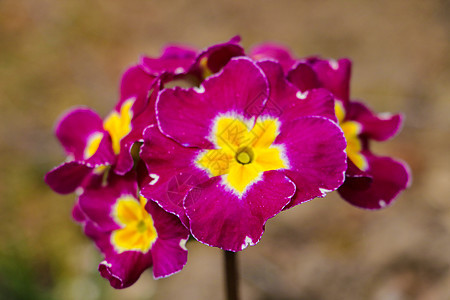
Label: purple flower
xmin=46 ymin=37 xmax=412 ymax=290
xmin=77 ymin=172 xmax=189 ymax=288
xmin=140 ymin=57 xmax=347 ymax=251
xmin=44 ymin=96 xmax=150 ymax=194
xmin=287 ymin=57 xmax=411 ymax=209
xmin=45 ymin=47 xmax=195 ymax=195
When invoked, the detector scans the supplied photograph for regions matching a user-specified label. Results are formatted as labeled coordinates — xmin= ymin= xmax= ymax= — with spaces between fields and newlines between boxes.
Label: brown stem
xmin=224 ymin=250 xmax=239 ymax=300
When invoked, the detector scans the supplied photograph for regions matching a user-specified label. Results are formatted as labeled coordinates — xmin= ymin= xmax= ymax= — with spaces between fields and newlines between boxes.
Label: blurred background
xmin=0 ymin=0 xmax=449 ymax=299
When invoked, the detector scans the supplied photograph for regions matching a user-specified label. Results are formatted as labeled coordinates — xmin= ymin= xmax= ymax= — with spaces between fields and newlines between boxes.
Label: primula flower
xmin=140 ymin=57 xmax=347 ymax=251
xmin=44 ymin=49 xmax=191 ymax=195
xmin=46 ymin=37 xmax=412 ymax=291
xmin=45 ymin=38 xmax=248 ymax=196
xmin=286 ymin=56 xmax=411 ymax=209
xmin=77 ymin=172 xmax=189 ymax=288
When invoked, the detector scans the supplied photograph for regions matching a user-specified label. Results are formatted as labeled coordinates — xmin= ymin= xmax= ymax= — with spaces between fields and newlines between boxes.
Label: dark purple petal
xmin=140 ymin=45 xmax=197 ymax=76
xmin=258 ymin=60 xmax=337 ymax=122
xmin=287 ymin=62 xmax=320 ymax=92
xmin=55 ymin=108 xmax=115 ymax=165
xmin=137 ymin=159 xmax=152 ymax=190
xmin=250 ymin=43 xmax=297 ymax=73
xmin=194 ymin=36 xmax=244 ymax=75
xmin=184 ymin=171 xmax=295 ymax=251
xmin=156 ymin=57 xmax=269 ymax=148
xmin=45 ymin=162 xmax=95 ymax=194
xmin=146 ymin=200 xmax=189 ymax=278
xmin=275 ymin=116 xmax=347 ymax=208
xmin=338 ymin=152 xmax=411 ymax=209
xmin=140 ymin=126 xmax=207 ymax=226
xmin=78 ymin=173 xmax=138 ymax=231
xmin=306 ymin=57 xmax=352 ymax=103
xmin=344 ymin=158 xmax=373 ymax=190
xmin=346 ymin=101 xmax=403 ymax=141
xmin=98 ymin=251 xmax=153 ymax=289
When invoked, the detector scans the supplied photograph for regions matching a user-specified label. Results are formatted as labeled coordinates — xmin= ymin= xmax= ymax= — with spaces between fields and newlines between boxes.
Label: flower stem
xmin=224 ymin=250 xmax=239 ymax=300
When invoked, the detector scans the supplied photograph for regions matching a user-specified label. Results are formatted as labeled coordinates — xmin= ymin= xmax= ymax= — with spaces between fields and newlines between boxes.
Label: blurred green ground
xmin=0 ymin=0 xmax=449 ymax=299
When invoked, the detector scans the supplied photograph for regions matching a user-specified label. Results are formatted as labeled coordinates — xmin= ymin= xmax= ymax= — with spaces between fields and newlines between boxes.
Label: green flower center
xmin=235 ymin=147 xmax=253 ymax=165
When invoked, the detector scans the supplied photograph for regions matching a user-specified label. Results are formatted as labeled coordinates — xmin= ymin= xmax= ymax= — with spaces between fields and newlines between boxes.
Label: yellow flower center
xmin=110 ymin=195 xmax=157 ymax=253
xmin=196 ymin=115 xmax=288 ymax=195
xmin=103 ymin=99 xmax=134 ymax=155
xmin=335 ymin=101 xmax=368 ymax=171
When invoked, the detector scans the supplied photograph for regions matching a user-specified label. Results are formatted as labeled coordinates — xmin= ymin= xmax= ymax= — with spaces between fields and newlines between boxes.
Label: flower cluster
xmin=46 ymin=36 xmax=410 ymax=288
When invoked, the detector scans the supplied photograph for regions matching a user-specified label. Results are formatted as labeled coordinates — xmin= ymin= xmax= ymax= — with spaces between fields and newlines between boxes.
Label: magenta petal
xmin=146 ymin=200 xmax=190 ymax=242
xmin=72 ymin=200 xmax=87 ymax=223
xmin=306 ymin=57 xmax=352 ymax=103
xmin=250 ymin=43 xmax=296 ymax=73
xmin=338 ymin=153 xmax=411 ymax=209
xmin=129 ymin=81 xmax=159 ymax=132
xmin=151 ymin=238 xmax=188 ymax=279
xmin=278 ymin=88 xmax=337 ymax=123
xmin=140 ymin=45 xmax=197 ymax=76
xmin=346 ymin=101 xmax=403 ymax=141
xmin=287 ymin=62 xmax=320 ymax=92
xmin=56 ymin=108 xmax=113 ymax=164
xmin=117 ymin=65 xmax=156 ymax=114
xmin=45 ymin=162 xmax=94 ymax=194
xmin=258 ymin=60 xmax=337 ymax=122
xmin=114 ymin=84 xmax=161 ymax=176
xmin=78 ymin=173 xmax=137 ymax=231
xmin=99 ymin=251 xmax=153 ymax=289
xmin=146 ymin=201 xmax=189 ymax=278
xmin=276 ymin=117 xmax=347 ymax=208
xmin=156 ymin=58 xmax=269 ymax=148
xmin=84 ymin=221 xmax=114 ymax=256
xmin=184 ymin=171 xmax=295 ymax=251
xmin=140 ymin=126 xmax=207 ymax=226
xmin=113 ymin=138 xmax=135 ymax=176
